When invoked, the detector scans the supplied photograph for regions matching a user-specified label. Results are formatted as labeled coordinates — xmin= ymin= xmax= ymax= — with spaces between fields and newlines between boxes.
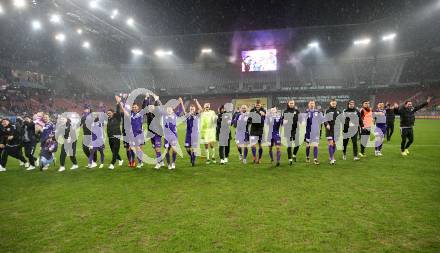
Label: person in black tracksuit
xmin=0 ymin=118 xmax=27 ymax=171
xmin=282 ymin=100 xmax=300 ymax=165
xmin=385 ymin=103 xmax=396 ymax=142
xmin=393 ymin=97 xmax=431 ymax=155
xmin=342 ymin=100 xmax=364 ymax=160
xmin=22 ymin=116 xmax=37 ymax=169
xmin=81 ymin=108 xmax=97 ymax=163
xmin=58 ymin=117 xmax=79 ymax=171
xmin=107 ymin=104 xmax=123 ymax=169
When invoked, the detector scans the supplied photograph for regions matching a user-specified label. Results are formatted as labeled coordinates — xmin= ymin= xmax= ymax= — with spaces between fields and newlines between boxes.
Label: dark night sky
xmin=128 ymin=0 xmax=432 ymax=36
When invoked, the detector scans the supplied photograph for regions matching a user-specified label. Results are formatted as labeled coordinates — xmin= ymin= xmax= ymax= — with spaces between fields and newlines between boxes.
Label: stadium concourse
xmin=0 ymin=0 xmax=440 ymax=252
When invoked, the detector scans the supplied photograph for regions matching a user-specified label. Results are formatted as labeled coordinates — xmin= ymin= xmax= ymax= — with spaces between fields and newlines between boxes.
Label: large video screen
xmin=241 ymin=49 xmax=277 ymax=72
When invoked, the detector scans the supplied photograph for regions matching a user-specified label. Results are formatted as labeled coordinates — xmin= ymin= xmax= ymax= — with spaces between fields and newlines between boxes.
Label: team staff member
xmin=107 ymin=105 xmax=124 ymax=170
xmin=0 ymin=118 xmax=27 ymax=172
xmin=80 ymin=107 xmax=97 ymax=167
xmin=359 ymin=101 xmax=373 ymax=157
xmin=393 ymin=97 xmax=432 ymax=156
xmin=58 ymin=116 xmax=79 ymax=172
xmin=22 ymin=116 xmax=37 ymax=171
xmin=342 ymin=100 xmax=363 ymax=161
xmin=248 ymin=100 xmax=266 ymax=164
xmin=385 ymin=103 xmax=396 ymax=142
xmin=324 ymin=99 xmax=341 ymax=165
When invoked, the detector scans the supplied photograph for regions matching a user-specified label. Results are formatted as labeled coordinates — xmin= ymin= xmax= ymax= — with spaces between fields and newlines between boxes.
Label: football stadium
xmin=0 ymin=0 xmax=439 ymax=252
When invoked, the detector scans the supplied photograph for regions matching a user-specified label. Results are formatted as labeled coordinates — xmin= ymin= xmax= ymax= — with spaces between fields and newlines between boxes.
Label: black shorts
xmin=325 ymin=127 xmax=335 ymax=140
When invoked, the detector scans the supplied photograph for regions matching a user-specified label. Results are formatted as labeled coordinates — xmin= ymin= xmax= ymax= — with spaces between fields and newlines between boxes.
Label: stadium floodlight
xmin=31 ymin=20 xmax=42 ymax=30
xmin=110 ymin=9 xmax=118 ymax=19
xmin=82 ymin=41 xmax=90 ymax=49
xmin=382 ymin=33 xmax=397 ymax=42
xmin=308 ymin=41 xmax=319 ymax=48
xmin=77 ymin=28 xmax=83 ymax=35
xmin=55 ymin=33 xmax=66 ymax=42
xmin=13 ymin=0 xmax=27 ymax=9
xmin=155 ymin=50 xmax=173 ymax=57
xmin=89 ymin=1 xmax=98 ymax=9
xmin=49 ymin=14 xmax=61 ymax=24
xmin=0 ymin=4 xmax=4 ymax=14
xmin=353 ymin=38 xmax=371 ymax=46
xmin=201 ymin=48 xmax=213 ymax=54
xmin=131 ymin=48 xmax=144 ymax=56
xmin=126 ymin=17 xmax=134 ymax=26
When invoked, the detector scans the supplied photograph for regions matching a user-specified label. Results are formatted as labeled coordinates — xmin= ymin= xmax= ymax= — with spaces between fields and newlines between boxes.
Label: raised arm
xmin=115 ymin=95 xmax=130 ymax=117
xmin=194 ymin=98 xmax=203 ymax=112
xmin=414 ymin=97 xmax=432 ymax=112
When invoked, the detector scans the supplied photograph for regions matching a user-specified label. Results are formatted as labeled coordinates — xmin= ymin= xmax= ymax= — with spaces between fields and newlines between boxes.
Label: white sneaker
xmin=377 ymin=152 xmax=383 ymax=156
xmin=160 ymin=161 xmax=165 ymax=166
xmin=220 ymin=159 xmax=225 ymax=165
xmin=243 ymin=159 xmax=247 ymax=164
xmin=118 ymin=160 xmax=123 ymax=166
xmin=330 ymin=160 xmax=336 ymax=165
xmin=136 ymin=163 xmax=143 ymax=168
xmin=25 ymin=162 xmax=30 ymax=168
xmin=91 ymin=162 xmax=97 ymax=167
xmin=88 ymin=163 xmax=97 ymax=169
xmin=19 ymin=161 xmax=25 ymax=167
xmin=0 ymin=166 xmax=6 ymax=172
xmin=70 ymin=164 xmax=79 ymax=170
xmin=354 ymin=157 xmax=360 ymax=161
xmin=155 ymin=163 xmax=161 ymax=170
xmin=58 ymin=166 xmax=66 ymax=172
xmin=171 ymin=163 xmax=176 ymax=170
xmin=212 ymin=160 xmax=217 ymax=164
xmin=99 ymin=164 xmax=104 ymax=169
xmin=225 ymin=158 xmax=229 ymax=163
xmin=108 ymin=164 xmax=115 ymax=170
xmin=168 ymin=165 xmax=172 ymax=170
xmin=342 ymin=155 xmax=347 ymax=161
xmin=26 ymin=165 xmax=36 ymax=171
xmin=42 ymin=165 xmax=49 ymax=171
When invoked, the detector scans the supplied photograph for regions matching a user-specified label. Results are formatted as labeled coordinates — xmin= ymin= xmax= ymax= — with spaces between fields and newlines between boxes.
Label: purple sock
xmin=258 ymin=148 xmax=263 ymax=159
xmin=276 ymin=150 xmax=281 ymax=162
xmin=244 ymin=148 xmax=248 ymax=159
xmin=269 ymin=149 xmax=274 ymax=161
xmin=156 ymin=151 xmax=162 ymax=163
xmin=313 ymin=146 xmax=318 ymax=159
xmin=306 ymin=146 xmax=310 ymax=158
xmin=251 ymin=147 xmax=256 ymax=159
xmin=331 ymin=145 xmax=336 ymax=160
xmin=172 ymin=152 xmax=177 ymax=163
xmin=165 ymin=152 xmax=170 ymax=164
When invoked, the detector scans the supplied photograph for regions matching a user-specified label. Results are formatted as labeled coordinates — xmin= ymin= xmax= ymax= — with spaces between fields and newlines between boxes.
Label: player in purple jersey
xmin=116 ymin=94 xmax=149 ymax=168
xmin=232 ymin=105 xmax=250 ymax=164
xmin=305 ymin=100 xmax=324 ymax=165
xmin=145 ymin=95 xmax=164 ymax=170
xmin=182 ymin=99 xmax=200 ymax=167
xmin=157 ymin=97 xmax=184 ymax=170
xmin=374 ymin=102 xmax=387 ymax=156
xmin=266 ymin=107 xmax=282 ymax=167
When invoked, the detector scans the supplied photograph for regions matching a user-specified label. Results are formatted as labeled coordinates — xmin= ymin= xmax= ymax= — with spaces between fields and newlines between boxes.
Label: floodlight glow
xmin=77 ymin=28 xmax=83 ymax=35
xmin=31 ymin=20 xmax=41 ymax=30
xmin=55 ymin=33 xmax=66 ymax=42
xmin=50 ymin=14 xmax=61 ymax=24
xmin=382 ymin=33 xmax=397 ymax=41
xmin=13 ymin=0 xmax=26 ymax=8
xmin=89 ymin=1 xmax=98 ymax=9
xmin=308 ymin=41 xmax=319 ymax=48
xmin=155 ymin=50 xmax=173 ymax=57
xmin=126 ymin=18 xmax=134 ymax=26
xmin=131 ymin=48 xmax=143 ymax=56
xmin=201 ymin=48 xmax=213 ymax=54
xmin=0 ymin=4 xmax=4 ymax=14
xmin=110 ymin=9 xmax=118 ymax=19
xmin=353 ymin=38 xmax=371 ymax=46
xmin=82 ymin=41 xmax=90 ymax=49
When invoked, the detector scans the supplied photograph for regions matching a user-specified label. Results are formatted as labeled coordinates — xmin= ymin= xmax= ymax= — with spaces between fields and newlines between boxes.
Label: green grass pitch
xmin=1 ymin=120 xmax=439 ymax=252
